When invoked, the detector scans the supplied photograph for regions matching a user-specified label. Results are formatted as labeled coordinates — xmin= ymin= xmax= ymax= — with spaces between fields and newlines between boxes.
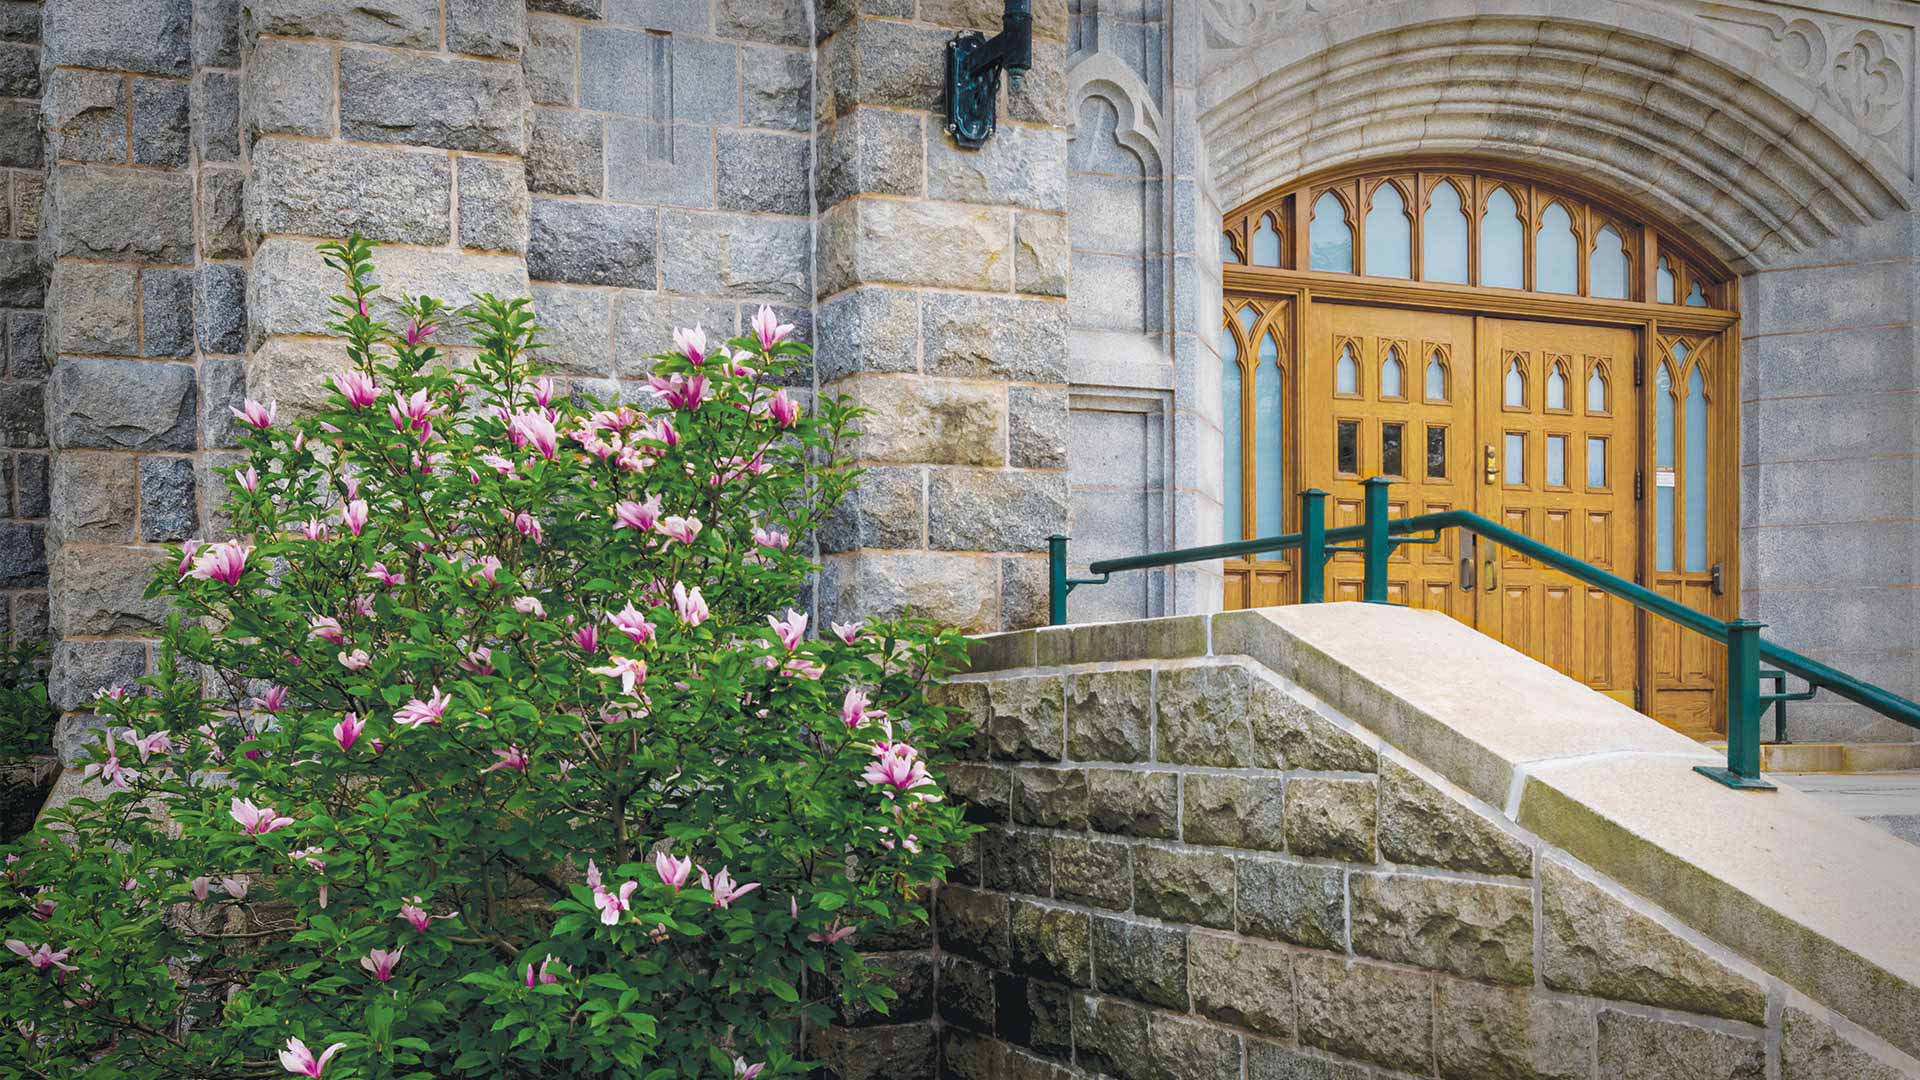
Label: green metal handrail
xmin=1047 ymin=477 xmax=1920 ymax=791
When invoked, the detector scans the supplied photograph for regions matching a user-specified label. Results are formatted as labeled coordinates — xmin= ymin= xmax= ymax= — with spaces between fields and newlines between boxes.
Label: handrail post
xmin=1361 ymin=477 xmax=1392 ymax=604
xmin=1299 ymin=489 xmax=1328 ymax=604
xmin=1695 ymin=618 xmax=1775 ymax=791
xmin=1047 ymin=534 xmax=1069 ymax=627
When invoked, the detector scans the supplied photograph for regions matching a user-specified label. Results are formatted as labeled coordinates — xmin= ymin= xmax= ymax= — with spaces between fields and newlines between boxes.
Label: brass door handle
xmin=1458 ymin=533 xmax=1477 ymax=592
xmin=1484 ymin=550 xmax=1498 ymax=591
xmin=1484 ymin=444 xmax=1498 ymax=485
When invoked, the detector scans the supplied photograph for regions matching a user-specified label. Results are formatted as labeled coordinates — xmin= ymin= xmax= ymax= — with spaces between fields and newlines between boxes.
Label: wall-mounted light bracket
xmin=944 ymin=1 xmax=1033 ymax=150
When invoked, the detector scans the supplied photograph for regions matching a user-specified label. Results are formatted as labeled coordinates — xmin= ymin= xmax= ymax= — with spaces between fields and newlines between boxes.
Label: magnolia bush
xmin=0 ymin=236 xmax=973 ymax=1078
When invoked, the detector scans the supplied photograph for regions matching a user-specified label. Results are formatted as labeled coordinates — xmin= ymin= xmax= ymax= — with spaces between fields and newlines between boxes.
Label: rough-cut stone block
xmin=1050 ymin=836 xmax=1128 ymax=910
xmin=818 ymin=464 xmax=921 ymax=554
xmin=10 ymin=592 xmax=47 ymax=642
xmin=999 ymin=554 xmax=1047 ymax=634
xmin=458 ymin=156 xmax=530 ymax=254
xmin=714 ymin=0 xmax=806 ymax=45
xmin=245 ymin=0 xmax=438 ymax=48
xmin=45 ymin=69 xmax=127 ymax=163
xmin=248 ymin=140 xmax=451 ymax=246
xmin=183 ymin=73 xmax=234 ymax=164
xmin=927 ymin=122 xmax=1067 ymax=210
xmin=529 ymin=200 xmax=654 ymax=287
xmin=1190 ymin=930 xmax=1293 ymax=1036
xmin=194 ymin=0 xmax=240 ymax=66
xmin=1285 ymin=777 xmax=1377 ymax=862
xmin=846 ymin=377 xmax=1004 ymax=467
xmin=1246 ymin=1042 xmax=1371 ymax=1080
xmin=49 ymin=166 xmax=194 ymax=264
xmin=1154 ymin=663 xmax=1251 ymax=766
xmin=0 ymin=241 xmax=39 ymax=310
xmin=1147 ymin=1010 xmax=1242 ymax=1080
xmin=0 ymin=756 xmax=58 ymax=842
xmin=612 ymin=293 xmax=737 ymax=377
xmin=831 ymin=18 xmax=947 ymax=114
xmin=1073 ymin=992 xmax=1151 ymax=1080
xmin=0 ymin=383 xmax=44 ymax=449
xmin=1015 ymin=212 xmax=1069 ymax=296
xmin=938 ymin=884 xmax=1009 ymax=967
xmin=1133 ymin=845 xmax=1233 ymax=929
xmin=13 ymin=453 xmax=46 ymax=518
xmin=45 ymin=263 xmax=131 ymax=356
xmin=139 ymin=456 xmax=196 ymax=542
xmin=717 ymin=129 xmax=809 ymax=215
xmin=816 ymin=287 xmax=918 ymax=382
xmin=1379 ymin=757 xmax=1531 ymax=877
xmin=1183 ymin=773 xmax=1285 ymax=850
xmin=50 ymin=544 xmax=171 ymax=637
xmin=0 ymin=40 xmax=30 ymax=99
xmin=1295 ymin=952 xmax=1433 ymax=1075
xmin=199 ymin=170 xmax=245 ymax=260
xmin=49 ymin=450 xmax=133 ymax=546
xmin=660 ymin=210 xmax=810 ymax=303
xmin=1067 ymin=668 xmax=1150 ymax=762
xmin=0 ymin=100 xmax=34 ymax=167
xmin=1248 ymin=676 xmax=1377 ymax=772
xmin=242 ymin=337 xmax=357 ymax=422
xmin=989 ymin=676 xmax=1063 ymax=761
xmin=821 ymin=550 xmax=998 ymax=632
xmin=982 ymin=827 xmax=1054 ymax=897
xmin=0 ymin=2 xmax=37 ymax=42
xmin=1540 ymin=855 xmax=1767 ymax=1023
xmin=938 ymin=953 xmax=995 ymax=1033
xmin=742 ymin=44 xmax=811 ymax=131
xmin=821 ymin=197 xmax=1009 ymax=294
xmin=946 ymin=763 xmax=1009 ymax=823
xmin=251 ymin=240 xmax=528 ymax=346
xmin=1091 ymin=915 xmax=1185 ymax=1009
xmin=929 ymin=470 xmax=1067 ymax=554
xmin=524 ymin=17 xmax=578 ymax=105
xmin=197 ymin=264 xmax=246 ymax=356
xmin=605 ymin=121 xmax=712 ymax=208
xmin=244 ymin=39 xmax=334 ymax=139
xmin=1237 ymin=854 xmax=1344 ymax=950
xmin=813 ymin=1021 xmax=938 ymax=1080
xmin=7 ymin=313 xmax=44 ymax=381
xmin=1780 ymin=1005 xmax=1915 ymax=1080
xmin=199 ymin=358 xmax=247 ymax=449
xmin=1009 ymin=900 xmax=1090 ymax=987
xmin=527 ymin=285 xmax=610 ymax=378
xmin=1087 ymin=768 xmax=1176 ymax=838
xmin=44 ymin=0 xmax=190 ymax=74
xmin=999 ymin=974 xmax=1073 ymax=1058
xmin=923 ymin=292 xmax=1068 ymax=383
xmin=1009 ymin=385 xmax=1068 ymax=470
xmin=47 ymin=359 xmax=196 ymax=452
xmin=1434 ymin=979 xmax=1592 ymax=1080
xmin=1013 ymin=767 xmax=1087 ymax=829
xmin=0 ymin=521 xmax=45 ymax=587
xmin=816 ymin=107 xmax=923 ymax=207
xmin=1596 ymin=1009 xmax=1765 ymax=1080
xmin=447 ymin=0 xmax=523 ymax=57
xmin=140 ymin=268 xmax=194 ymax=358
xmin=1350 ymin=872 xmax=1534 ymax=985
xmin=529 ymin=0 xmax=599 ymax=16
xmin=49 ymin=639 xmax=144 ymax=712
xmin=341 ymin=49 xmax=528 ymax=154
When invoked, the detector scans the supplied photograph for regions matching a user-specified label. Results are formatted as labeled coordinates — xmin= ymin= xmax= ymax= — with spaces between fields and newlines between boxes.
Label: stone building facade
xmin=3 ymin=0 xmax=1918 ymax=745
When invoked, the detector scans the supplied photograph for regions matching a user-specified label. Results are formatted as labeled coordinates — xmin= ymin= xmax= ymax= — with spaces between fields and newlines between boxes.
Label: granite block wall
xmin=0 ymin=0 xmax=43 ymax=646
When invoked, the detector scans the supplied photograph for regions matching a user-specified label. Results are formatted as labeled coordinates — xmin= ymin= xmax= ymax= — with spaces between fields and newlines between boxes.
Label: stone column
xmin=0 ymin=0 xmax=46 ymax=651
xmin=815 ymin=2 xmax=1072 ymax=637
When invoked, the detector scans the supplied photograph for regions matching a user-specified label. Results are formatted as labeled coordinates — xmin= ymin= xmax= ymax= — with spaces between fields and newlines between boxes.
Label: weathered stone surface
xmin=44 ymin=0 xmax=190 ymax=74
xmin=742 ymin=43 xmax=811 ymax=131
xmin=1379 ymin=757 xmax=1532 ymax=876
xmin=1295 ymin=952 xmax=1433 ymax=1075
xmin=1596 ymin=1009 xmax=1765 ymax=1080
xmin=611 ymin=293 xmax=737 ymax=377
xmin=1147 ymin=1010 xmax=1242 ymax=1080
xmin=1248 ymin=676 xmax=1377 ymax=772
xmin=49 ymin=166 xmax=194 ymax=264
xmin=1091 ymin=915 xmax=1185 ymax=1009
xmin=1540 ymin=856 xmax=1767 ymax=1023
xmin=45 ymin=263 xmax=132 ymax=356
xmin=52 ymin=712 xmax=114 ymax=768
xmin=245 ymin=39 xmax=333 ymax=139
xmin=846 ymin=377 xmax=1004 ymax=467
xmin=716 ymin=129 xmax=809 ymax=215
xmin=831 ymin=951 xmax=932 ymax=1026
xmin=1237 ymin=854 xmax=1344 ymax=950
xmin=12 ymin=176 xmax=41 ymax=241
xmin=447 ymin=0 xmax=523 ymax=57
xmin=1183 ymin=773 xmax=1286 ymax=850
xmin=816 ymin=107 xmax=923 ymax=208
xmin=821 ymin=550 xmax=997 ymax=633
xmin=49 ymin=640 xmax=144 ymax=712
xmin=199 ymin=358 xmax=247 ymax=449
xmin=982 ymin=826 xmax=1053 ymax=897
xmin=1013 ymin=767 xmax=1087 ymax=830
xmin=821 ymin=197 xmax=1009 ymax=294
xmin=197 ymin=264 xmax=246 ymax=356
xmin=1190 ymin=930 xmax=1293 ymax=1036
xmin=457 ymin=156 xmax=530 ymax=254
xmin=49 ymin=451 xmax=133 ymax=545
xmin=712 ymin=0 xmax=806 ymax=45
xmin=45 ymin=69 xmax=126 ymax=163
xmin=1009 ymin=385 xmax=1068 ymax=470
xmin=938 ymin=884 xmax=1009 ymax=967
xmin=199 ymin=169 xmax=245 ymax=261
xmin=1000 ymin=975 xmax=1073 ymax=1058
xmin=7 ymin=312 xmax=44 ymax=380
xmin=1154 ymin=663 xmax=1252 ymax=766
xmin=1073 ymin=992 xmax=1151 ymax=1080
xmin=0 ymin=521 xmax=45 ymax=588
xmin=1246 ymin=1042 xmax=1372 ymax=1080
xmin=194 ymin=0 xmax=240 ymax=65
xmin=527 ymin=108 xmax=604 ymax=196
xmin=1015 ymin=212 xmax=1069 ymax=297
xmin=524 ymin=17 xmax=578 ymax=105
xmin=1435 ymin=979 xmax=1592 ymax=1080
xmin=927 ymin=122 xmax=1067 ymax=210
xmin=1285 ymin=777 xmax=1377 ymax=862
xmin=47 ymin=360 xmax=195 ymax=452
xmin=1050 ymin=836 xmax=1128 ymax=910
xmin=248 ymin=140 xmax=451 ymax=245
xmin=0 ymin=241 xmax=39 ymax=309
xmin=139 ymin=456 xmax=195 ymax=542
xmin=529 ymin=200 xmax=653 ymax=287
xmin=1780 ymin=1005 xmax=1917 ymax=1080
xmin=0 ymin=383 xmax=44 ymax=449
xmin=818 ymin=464 xmax=921 ymax=554
xmin=1351 ymin=872 xmax=1534 ymax=984
xmin=821 ymin=17 xmax=945 ymax=114
xmin=243 ymin=337 xmax=360 ymax=422
xmin=0 ymin=38 xmax=34 ymax=98
xmin=1133 ymin=845 xmax=1234 ymax=929
xmin=245 ymin=0 xmax=438 ymax=47
xmin=528 ymin=0 xmax=599 ymax=17
xmin=50 ymin=544 xmax=171 ymax=637
xmin=989 ymin=676 xmax=1062 ymax=761
xmin=938 ymin=953 xmax=995 ymax=1033
xmin=1000 ymin=554 xmax=1047 ymax=634
xmin=660 ymin=210 xmax=810 ymax=302
xmin=251 ymin=240 xmax=527 ymax=346
xmin=0 ymin=99 xmax=35 ymax=168
xmin=1009 ymin=899 xmax=1090 ymax=987
xmin=812 ymin=1020 xmax=938 ymax=1080
xmin=341 ymin=49 xmax=528 ymax=154
xmin=10 ymin=592 xmax=47 ymax=643
xmin=140 ymin=268 xmax=194 ymax=358
xmin=13 ymin=453 xmax=47 ymax=517
xmin=929 ymin=470 xmax=1067 ymax=554
xmin=0 ymin=756 xmax=57 ymax=843
xmin=946 ymin=763 xmax=1010 ymax=823
xmin=605 ymin=120 xmax=712 ymax=208
xmin=183 ymin=72 xmax=233 ymax=164
xmin=1087 ymin=768 xmax=1177 ymax=838
xmin=922 ymin=292 xmax=1068 ymax=383
xmin=813 ymin=287 xmax=918 ymax=383
xmin=1066 ymin=668 xmax=1149 ymax=762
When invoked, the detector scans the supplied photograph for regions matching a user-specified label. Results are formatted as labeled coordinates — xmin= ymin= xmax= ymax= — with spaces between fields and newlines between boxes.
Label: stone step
xmin=1707 ymin=741 xmax=1920 ymax=774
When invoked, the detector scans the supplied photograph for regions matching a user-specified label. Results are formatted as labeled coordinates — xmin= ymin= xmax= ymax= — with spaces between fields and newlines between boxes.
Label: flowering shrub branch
xmin=0 ymin=236 xmax=974 ymax=1078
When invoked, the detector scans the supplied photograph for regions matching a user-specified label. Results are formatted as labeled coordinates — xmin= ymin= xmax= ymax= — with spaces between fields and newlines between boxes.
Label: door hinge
xmin=1634 ymin=468 xmax=1644 ymax=501
xmin=1633 ymin=357 xmax=1643 ymax=387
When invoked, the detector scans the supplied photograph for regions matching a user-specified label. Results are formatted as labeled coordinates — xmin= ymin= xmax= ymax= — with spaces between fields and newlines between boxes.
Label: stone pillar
xmin=815 ymin=3 xmax=1072 ymax=637
xmin=0 ymin=0 xmax=46 ymax=653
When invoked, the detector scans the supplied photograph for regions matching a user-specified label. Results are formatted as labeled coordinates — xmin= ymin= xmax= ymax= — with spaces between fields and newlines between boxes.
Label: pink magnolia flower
xmin=702 ymin=866 xmax=760 ymax=910
xmin=176 ymin=539 xmax=201 ymax=577
xmin=310 ymin=615 xmax=345 ymax=645
xmin=394 ymin=688 xmax=451 ymax=729
xmin=658 ymin=515 xmax=702 ymax=546
xmin=300 ymin=518 xmax=330 ymax=541
xmin=257 ymin=685 xmax=289 ymax=714
xmin=589 ymin=655 xmax=648 ymax=696
xmin=237 ymin=466 xmax=260 ymax=493
xmin=342 ymin=499 xmax=369 ymax=537
xmin=672 ymin=582 xmax=709 ymax=627
xmin=190 ymin=876 xmax=210 ymax=902
xmin=863 ymin=743 xmax=941 ymax=804
xmin=768 ymin=609 xmax=808 ymax=651
xmin=459 ymin=646 xmax=494 ymax=675
xmin=25 ymin=890 xmax=53 ymax=921
xmin=483 ymin=746 xmax=530 ymax=774
xmin=809 ymin=920 xmax=858 ymax=946
xmin=338 ymin=649 xmax=371 ymax=671
xmin=360 ymin=946 xmax=403 ymax=982
xmin=842 ymin=687 xmax=883 ymax=730
xmin=783 ymin=657 xmax=827 ymax=681
xmin=279 ymin=1036 xmax=347 ymax=1077
xmin=654 ymin=849 xmax=693 ymax=891
xmin=586 ymin=860 xmax=640 ymax=926
xmin=672 ymin=324 xmax=711 ymax=365
xmin=352 ymin=594 xmax=376 ymax=618
xmin=479 ymin=452 xmax=517 ymax=477
xmin=398 ymin=898 xmax=433 ymax=932
xmin=388 ymin=389 xmax=434 ymax=432
xmin=751 ymin=304 xmax=794 ymax=350
xmin=231 ymin=797 xmax=294 ymax=836
xmin=768 ymin=388 xmax=799 ymax=428
xmin=128 ymin=727 xmax=174 ymax=762
xmin=335 ymin=370 xmax=379 ymax=409
xmin=474 ymin=555 xmax=504 ymax=585
xmin=607 ymin=603 xmax=655 ymax=645
xmin=648 ymin=372 xmax=709 ymax=411
xmin=512 ymin=595 xmax=546 ymax=618
xmin=288 ymin=846 xmax=326 ymax=872
xmin=333 ymin=713 xmax=364 ymax=752
xmin=511 ymin=510 xmax=544 ymax=545
xmin=532 ymin=377 xmax=556 ymax=407
xmin=733 ymin=1057 xmax=767 ymax=1080
xmin=81 ymin=731 xmax=136 ymax=792
xmin=572 ymin=624 xmax=600 ymax=654
xmin=752 ymin=526 xmax=790 ymax=551
xmin=5 ymin=941 xmax=76 ymax=975
xmin=185 ymin=539 xmax=252 ymax=585
xmin=220 ymin=875 xmax=250 ymax=900
xmin=403 ymin=318 xmax=434 ymax=347
xmin=231 ymin=398 xmax=277 ymax=430
xmin=510 ymin=410 xmax=559 ymax=460
xmin=832 ymin=621 xmax=863 ymax=644
xmin=366 ymin=562 xmax=405 ymax=588
xmin=524 ymin=953 xmax=563 ymax=987
xmin=611 ymin=495 xmax=662 ymax=532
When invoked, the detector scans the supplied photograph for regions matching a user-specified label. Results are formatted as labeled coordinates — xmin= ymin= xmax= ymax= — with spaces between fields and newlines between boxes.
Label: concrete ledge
xmin=1759 ymin=741 xmax=1920 ymax=774
xmin=964 ymin=614 xmax=1209 ymax=675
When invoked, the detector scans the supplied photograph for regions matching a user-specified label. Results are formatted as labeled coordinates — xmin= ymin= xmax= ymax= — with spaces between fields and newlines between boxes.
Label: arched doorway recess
xmin=1220 ymin=161 xmax=1739 ymax=736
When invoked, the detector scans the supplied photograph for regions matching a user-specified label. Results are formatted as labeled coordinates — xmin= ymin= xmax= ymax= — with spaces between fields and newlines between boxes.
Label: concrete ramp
xmin=910 ymin=603 xmax=1920 ymax=1080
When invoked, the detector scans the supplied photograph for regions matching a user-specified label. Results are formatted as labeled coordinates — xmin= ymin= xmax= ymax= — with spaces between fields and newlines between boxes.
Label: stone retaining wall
xmin=0 ymin=0 xmax=43 ymax=647
xmin=921 ymin=609 xmax=1920 ymax=1080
